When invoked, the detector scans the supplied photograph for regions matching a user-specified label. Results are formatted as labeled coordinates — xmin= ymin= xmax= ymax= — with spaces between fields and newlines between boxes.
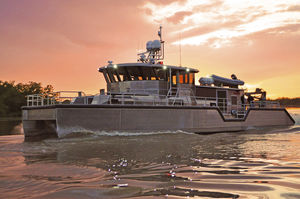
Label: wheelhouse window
xmin=178 ymin=73 xmax=195 ymax=84
xmin=102 ymin=65 xmax=196 ymax=85
xmin=172 ymin=75 xmax=177 ymax=85
xmin=189 ymin=73 xmax=194 ymax=84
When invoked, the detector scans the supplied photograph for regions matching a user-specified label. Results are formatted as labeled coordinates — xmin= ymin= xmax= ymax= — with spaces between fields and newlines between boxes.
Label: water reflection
xmin=0 ymin=129 xmax=299 ymax=198
xmin=0 ymin=119 xmax=22 ymax=135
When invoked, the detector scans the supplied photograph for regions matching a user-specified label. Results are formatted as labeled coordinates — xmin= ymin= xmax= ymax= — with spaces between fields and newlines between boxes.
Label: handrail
xmin=26 ymin=91 xmax=89 ymax=107
xmin=26 ymin=90 xmax=281 ymax=119
xmin=105 ymin=92 xmax=280 ymax=108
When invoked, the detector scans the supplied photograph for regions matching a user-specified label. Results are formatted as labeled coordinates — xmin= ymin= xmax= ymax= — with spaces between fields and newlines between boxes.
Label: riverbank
xmin=276 ymin=97 xmax=300 ymax=107
xmin=0 ymin=117 xmax=21 ymax=121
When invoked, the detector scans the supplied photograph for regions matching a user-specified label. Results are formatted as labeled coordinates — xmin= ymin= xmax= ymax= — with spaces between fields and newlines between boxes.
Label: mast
xmin=137 ymin=26 xmax=165 ymax=64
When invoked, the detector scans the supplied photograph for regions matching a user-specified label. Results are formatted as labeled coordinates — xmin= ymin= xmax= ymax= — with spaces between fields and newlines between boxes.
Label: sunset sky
xmin=1 ymin=0 xmax=300 ymax=98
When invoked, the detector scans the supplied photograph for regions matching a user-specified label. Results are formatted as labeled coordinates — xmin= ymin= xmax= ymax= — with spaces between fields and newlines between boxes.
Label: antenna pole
xmin=158 ymin=25 xmax=164 ymax=61
xmin=179 ymin=32 xmax=182 ymax=67
xmin=158 ymin=25 xmax=162 ymax=41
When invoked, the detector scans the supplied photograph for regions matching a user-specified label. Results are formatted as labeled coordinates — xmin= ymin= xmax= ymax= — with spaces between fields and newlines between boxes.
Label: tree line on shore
xmin=0 ymin=81 xmax=54 ymax=117
xmin=276 ymin=97 xmax=300 ymax=108
xmin=0 ymin=80 xmax=300 ymax=118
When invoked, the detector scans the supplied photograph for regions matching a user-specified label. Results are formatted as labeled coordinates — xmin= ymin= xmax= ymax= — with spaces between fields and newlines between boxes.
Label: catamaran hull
xmin=22 ymin=105 xmax=295 ymax=141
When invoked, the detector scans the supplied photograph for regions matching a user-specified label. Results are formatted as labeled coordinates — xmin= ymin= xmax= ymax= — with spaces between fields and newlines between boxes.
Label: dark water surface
xmin=0 ymin=118 xmax=22 ymax=136
xmin=0 ymin=109 xmax=300 ymax=199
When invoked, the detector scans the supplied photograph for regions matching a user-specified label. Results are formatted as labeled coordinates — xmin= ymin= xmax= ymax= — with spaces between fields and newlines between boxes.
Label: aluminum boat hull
xmin=22 ymin=105 xmax=295 ymax=141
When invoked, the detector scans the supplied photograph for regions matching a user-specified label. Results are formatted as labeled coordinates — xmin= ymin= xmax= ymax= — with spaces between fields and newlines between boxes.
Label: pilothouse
xmin=96 ymin=26 xmax=264 ymax=118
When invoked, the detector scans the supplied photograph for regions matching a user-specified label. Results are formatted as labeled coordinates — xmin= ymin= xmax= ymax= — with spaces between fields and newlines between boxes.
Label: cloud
xmin=288 ymin=5 xmax=300 ymax=11
xmin=167 ymin=11 xmax=193 ymax=24
xmin=175 ymin=12 xmax=300 ymax=47
xmin=143 ymin=0 xmax=211 ymax=23
xmin=144 ymin=0 xmax=300 ymax=48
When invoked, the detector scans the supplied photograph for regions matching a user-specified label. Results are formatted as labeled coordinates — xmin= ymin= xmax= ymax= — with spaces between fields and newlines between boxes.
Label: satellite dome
xmin=146 ymin=41 xmax=153 ymax=51
xmin=151 ymin=40 xmax=161 ymax=51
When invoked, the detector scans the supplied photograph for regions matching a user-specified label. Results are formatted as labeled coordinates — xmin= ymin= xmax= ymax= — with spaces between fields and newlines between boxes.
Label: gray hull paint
xmin=22 ymin=105 xmax=295 ymax=140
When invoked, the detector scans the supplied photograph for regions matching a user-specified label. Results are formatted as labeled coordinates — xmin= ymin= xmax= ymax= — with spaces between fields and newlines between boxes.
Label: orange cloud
xmin=167 ymin=11 xmax=193 ymax=24
xmin=145 ymin=0 xmax=300 ymax=48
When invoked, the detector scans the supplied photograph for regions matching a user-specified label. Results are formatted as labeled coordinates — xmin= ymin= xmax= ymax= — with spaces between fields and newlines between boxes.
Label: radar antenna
xmin=137 ymin=25 xmax=165 ymax=64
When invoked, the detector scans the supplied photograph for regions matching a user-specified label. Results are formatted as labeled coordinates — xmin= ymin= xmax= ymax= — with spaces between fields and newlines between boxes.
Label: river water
xmin=0 ymin=109 xmax=300 ymax=199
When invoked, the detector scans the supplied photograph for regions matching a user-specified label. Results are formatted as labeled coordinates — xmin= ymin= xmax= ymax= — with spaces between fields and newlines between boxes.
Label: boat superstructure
xmin=22 ymin=26 xmax=295 ymax=140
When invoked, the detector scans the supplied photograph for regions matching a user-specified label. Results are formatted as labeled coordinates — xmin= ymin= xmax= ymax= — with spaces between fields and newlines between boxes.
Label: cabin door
xmin=231 ymin=95 xmax=238 ymax=112
xmin=217 ymin=90 xmax=227 ymax=113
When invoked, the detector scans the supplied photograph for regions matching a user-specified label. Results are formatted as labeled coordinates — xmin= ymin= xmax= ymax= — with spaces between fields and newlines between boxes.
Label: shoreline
xmin=0 ymin=117 xmax=22 ymax=121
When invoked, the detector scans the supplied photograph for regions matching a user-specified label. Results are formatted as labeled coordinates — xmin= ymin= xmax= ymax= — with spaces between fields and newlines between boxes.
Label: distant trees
xmin=0 ymin=81 xmax=54 ymax=117
xmin=276 ymin=97 xmax=300 ymax=107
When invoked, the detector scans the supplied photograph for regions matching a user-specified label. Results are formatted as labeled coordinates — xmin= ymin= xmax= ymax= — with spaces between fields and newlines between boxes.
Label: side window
xmin=172 ymin=75 xmax=177 ymax=85
xmin=189 ymin=73 xmax=194 ymax=84
xmin=185 ymin=74 xmax=188 ymax=84
xmin=179 ymin=74 xmax=184 ymax=84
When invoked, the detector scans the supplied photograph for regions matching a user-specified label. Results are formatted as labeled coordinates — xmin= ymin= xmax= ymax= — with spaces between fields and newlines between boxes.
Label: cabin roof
xmin=98 ymin=63 xmax=199 ymax=73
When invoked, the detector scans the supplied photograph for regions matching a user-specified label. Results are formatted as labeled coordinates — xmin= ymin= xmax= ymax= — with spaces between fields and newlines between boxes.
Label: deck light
xmin=163 ymin=65 xmax=167 ymax=70
xmin=113 ymin=64 xmax=118 ymax=69
xmin=186 ymin=68 xmax=190 ymax=72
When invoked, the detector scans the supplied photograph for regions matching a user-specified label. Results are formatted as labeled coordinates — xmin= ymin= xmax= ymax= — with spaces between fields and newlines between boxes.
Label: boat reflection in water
xmin=1 ymin=110 xmax=300 ymax=198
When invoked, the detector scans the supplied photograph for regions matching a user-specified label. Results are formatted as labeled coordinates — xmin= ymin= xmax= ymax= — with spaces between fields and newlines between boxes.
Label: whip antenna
xmin=179 ymin=31 xmax=182 ymax=67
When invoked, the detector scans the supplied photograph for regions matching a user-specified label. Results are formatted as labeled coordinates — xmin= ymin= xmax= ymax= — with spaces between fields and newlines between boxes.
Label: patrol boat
xmin=22 ymin=26 xmax=295 ymax=140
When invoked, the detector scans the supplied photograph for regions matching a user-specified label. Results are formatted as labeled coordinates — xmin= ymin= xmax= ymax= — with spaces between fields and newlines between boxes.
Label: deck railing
xmin=27 ymin=91 xmax=88 ymax=106
xmin=26 ymin=90 xmax=280 ymax=118
xmin=106 ymin=92 xmax=279 ymax=108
